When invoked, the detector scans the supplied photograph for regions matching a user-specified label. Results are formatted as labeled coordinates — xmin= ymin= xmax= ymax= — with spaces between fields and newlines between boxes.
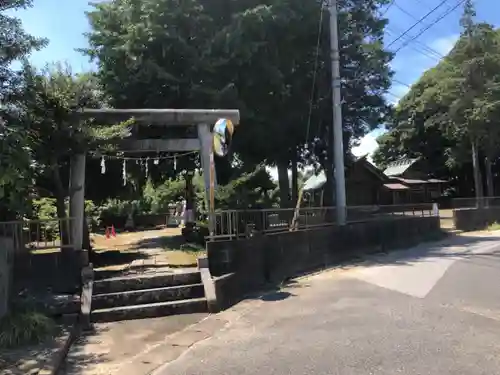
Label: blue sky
xmin=7 ymin=0 xmax=500 ymax=163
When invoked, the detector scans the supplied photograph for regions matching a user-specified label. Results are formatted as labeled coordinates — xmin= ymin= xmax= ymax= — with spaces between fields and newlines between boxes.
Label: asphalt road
xmin=159 ymin=233 xmax=500 ymax=375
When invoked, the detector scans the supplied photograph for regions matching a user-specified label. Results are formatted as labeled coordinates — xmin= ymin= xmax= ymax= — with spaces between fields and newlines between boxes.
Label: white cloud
xmin=266 ymin=166 xmax=279 ymax=181
xmin=430 ymin=34 xmax=459 ymax=56
xmin=352 ymin=129 xmax=385 ymax=163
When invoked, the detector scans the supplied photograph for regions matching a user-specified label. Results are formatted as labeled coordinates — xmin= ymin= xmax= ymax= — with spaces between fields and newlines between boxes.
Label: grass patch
xmin=159 ymin=236 xmax=206 ymax=267
xmin=487 ymin=222 xmax=500 ymax=231
xmin=0 ymin=310 xmax=56 ymax=349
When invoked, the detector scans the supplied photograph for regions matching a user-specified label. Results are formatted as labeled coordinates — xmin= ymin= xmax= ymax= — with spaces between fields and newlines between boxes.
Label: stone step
xmin=91 ymin=298 xmax=208 ymax=323
xmin=93 ymin=271 xmax=202 ymax=294
xmin=91 ymin=283 xmax=205 ymax=310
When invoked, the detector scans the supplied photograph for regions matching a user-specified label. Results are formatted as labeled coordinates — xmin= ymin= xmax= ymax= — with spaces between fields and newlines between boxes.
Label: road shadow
xmin=330 ymin=233 xmax=500 ymax=271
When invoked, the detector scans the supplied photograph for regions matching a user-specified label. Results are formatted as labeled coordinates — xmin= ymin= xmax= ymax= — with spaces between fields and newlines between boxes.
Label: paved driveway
xmin=157 ymin=233 xmax=500 ymax=375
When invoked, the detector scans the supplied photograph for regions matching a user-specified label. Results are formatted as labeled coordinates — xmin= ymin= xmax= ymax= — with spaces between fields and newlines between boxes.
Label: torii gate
xmin=69 ymin=108 xmax=240 ymax=255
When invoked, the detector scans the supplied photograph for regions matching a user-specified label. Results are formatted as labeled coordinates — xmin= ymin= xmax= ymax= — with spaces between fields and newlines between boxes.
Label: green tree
xmin=311 ymin=0 xmax=393 ymax=206
xmin=374 ymin=3 xmax=500 ymax=198
xmin=83 ymin=0 xmax=393 ymax=209
xmin=0 ymin=0 xmax=46 ymax=217
xmin=21 ymin=63 xmax=130 ymax=228
xmin=447 ymin=2 xmax=500 ymax=197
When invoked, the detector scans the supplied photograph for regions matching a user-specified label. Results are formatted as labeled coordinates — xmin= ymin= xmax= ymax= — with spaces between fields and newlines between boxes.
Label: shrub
xmin=143 ymin=178 xmax=184 ymax=214
xmin=98 ymin=198 xmax=150 ymax=217
xmin=31 ymin=198 xmax=59 ymax=241
xmin=0 ymin=311 xmax=55 ymax=349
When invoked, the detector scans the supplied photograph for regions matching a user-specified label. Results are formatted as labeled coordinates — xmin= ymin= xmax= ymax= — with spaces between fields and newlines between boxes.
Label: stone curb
xmin=38 ymin=324 xmax=80 ymax=375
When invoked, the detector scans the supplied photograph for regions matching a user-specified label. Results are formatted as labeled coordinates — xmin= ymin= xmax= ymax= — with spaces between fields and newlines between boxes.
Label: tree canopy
xmin=1 ymin=0 xmax=395 ymax=219
xmin=0 ymin=0 xmax=47 ymax=216
xmin=83 ymin=0 xmax=393 ymax=206
xmin=374 ymin=2 xmax=500 ymax=197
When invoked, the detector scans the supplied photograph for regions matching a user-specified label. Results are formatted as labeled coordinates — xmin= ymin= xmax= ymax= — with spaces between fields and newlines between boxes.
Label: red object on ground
xmin=111 ymin=225 xmax=116 ymax=237
xmin=105 ymin=227 xmax=110 ymax=239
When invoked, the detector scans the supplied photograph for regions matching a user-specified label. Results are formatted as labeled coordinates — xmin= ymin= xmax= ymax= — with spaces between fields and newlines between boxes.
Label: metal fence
xmin=210 ymin=203 xmax=436 ymax=241
xmin=0 ymin=217 xmax=74 ymax=252
xmin=452 ymin=197 xmax=500 ymax=210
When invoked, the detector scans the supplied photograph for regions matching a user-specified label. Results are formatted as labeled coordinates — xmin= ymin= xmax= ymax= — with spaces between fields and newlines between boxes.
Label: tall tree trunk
xmin=485 ymin=155 xmax=494 ymax=197
xmin=277 ymin=160 xmax=290 ymax=208
xmin=471 ymin=138 xmax=484 ymax=203
xmin=184 ymin=172 xmax=195 ymax=230
xmin=53 ymin=163 xmax=70 ymax=246
xmin=291 ymin=155 xmax=299 ymax=205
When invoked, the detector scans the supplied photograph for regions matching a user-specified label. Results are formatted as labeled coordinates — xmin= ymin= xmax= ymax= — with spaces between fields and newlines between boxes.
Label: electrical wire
xmin=393 ymin=78 xmax=411 ymax=88
xmin=393 ymin=0 xmax=467 ymax=54
xmin=386 ymin=0 xmax=450 ymax=49
xmin=381 ymin=0 xmax=396 ymax=17
xmin=387 ymin=28 xmax=443 ymax=60
xmin=388 ymin=22 xmax=444 ymax=58
xmin=305 ymin=4 xmax=324 ymax=144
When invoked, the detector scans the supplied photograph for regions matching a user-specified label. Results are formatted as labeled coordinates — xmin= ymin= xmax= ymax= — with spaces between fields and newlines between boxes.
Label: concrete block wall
xmin=207 ymin=216 xmax=442 ymax=310
xmin=453 ymin=207 xmax=500 ymax=231
xmin=0 ymin=237 xmax=14 ymax=318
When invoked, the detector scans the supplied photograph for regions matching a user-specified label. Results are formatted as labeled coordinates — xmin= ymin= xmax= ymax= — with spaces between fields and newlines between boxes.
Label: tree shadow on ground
xmin=128 ymin=235 xmax=205 ymax=253
xmin=60 ymin=326 xmax=113 ymax=375
xmin=260 ymin=290 xmax=295 ymax=302
xmin=0 ymin=323 xmax=68 ymax=373
xmin=90 ymin=249 xmax=149 ymax=268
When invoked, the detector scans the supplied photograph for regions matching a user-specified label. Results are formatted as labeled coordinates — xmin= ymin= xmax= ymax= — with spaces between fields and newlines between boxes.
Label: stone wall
xmin=100 ymin=213 xmax=177 ymax=229
xmin=453 ymin=207 xmax=500 ymax=231
xmin=207 ymin=216 xmax=442 ymax=310
xmin=0 ymin=237 xmax=14 ymax=318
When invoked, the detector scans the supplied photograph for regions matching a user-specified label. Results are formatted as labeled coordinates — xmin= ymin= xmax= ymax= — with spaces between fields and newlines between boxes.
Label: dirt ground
xmin=90 ymin=228 xmax=205 ymax=272
xmin=91 ymin=227 xmax=183 ymax=251
xmin=62 ymin=314 xmax=209 ymax=375
xmin=439 ymin=209 xmax=454 ymax=230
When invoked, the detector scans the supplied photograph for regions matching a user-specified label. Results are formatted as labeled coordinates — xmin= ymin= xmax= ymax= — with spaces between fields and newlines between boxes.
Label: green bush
xmin=31 ymin=198 xmax=59 ymax=241
xmin=0 ymin=311 xmax=55 ymax=349
xmin=30 ymin=198 xmax=102 ymax=237
xmin=84 ymin=200 xmax=101 ymax=230
xmin=98 ymin=198 xmax=150 ymax=217
xmin=32 ymin=198 xmax=58 ymax=220
xmin=143 ymin=178 xmax=184 ymax=214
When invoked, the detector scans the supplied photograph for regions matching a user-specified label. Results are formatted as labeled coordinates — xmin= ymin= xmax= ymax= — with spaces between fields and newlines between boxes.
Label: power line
xmin=305 ymin=4 xmax=324 ymax=144
xmin=381 ymin=0 xmax=396 ymax=16
xmin=386 ymin=0 xmax=450 ymax=49
xmin=394 ymin=0 xmax=467 ymax=53
xmin=393 ymin=2 xmax=420 ymax=21
xmin=387 ymin=28 xmax=443 ymax=60
xmin=393 ymin=78 xmax=411 ymax=88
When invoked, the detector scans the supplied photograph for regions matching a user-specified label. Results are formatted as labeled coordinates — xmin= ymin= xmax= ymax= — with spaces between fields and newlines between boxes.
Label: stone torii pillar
xmin=68 ymin=153 xmax=86 ymax=254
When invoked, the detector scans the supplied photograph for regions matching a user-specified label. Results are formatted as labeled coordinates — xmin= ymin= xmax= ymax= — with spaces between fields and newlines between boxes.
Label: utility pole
xmin=329 ymin=0 xmax=347 ymax=225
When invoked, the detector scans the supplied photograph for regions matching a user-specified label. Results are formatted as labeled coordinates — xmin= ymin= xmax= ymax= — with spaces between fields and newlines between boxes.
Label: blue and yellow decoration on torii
xmin=208 ymin=118 xmax=235 ymax=234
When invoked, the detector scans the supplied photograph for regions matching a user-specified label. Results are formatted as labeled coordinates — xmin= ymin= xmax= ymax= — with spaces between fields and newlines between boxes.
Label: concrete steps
xmin=92 ymin=283 xmax=205 ymax=310
xmin=93 ymin=271 xmax=201 ymax=294
xmin=91 ymin=298 xmax=208 ymax=323
xmin=91 ymin=271 xmax=207 ymax=322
